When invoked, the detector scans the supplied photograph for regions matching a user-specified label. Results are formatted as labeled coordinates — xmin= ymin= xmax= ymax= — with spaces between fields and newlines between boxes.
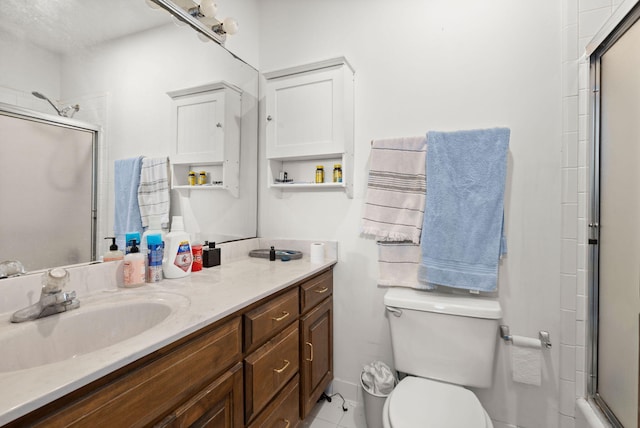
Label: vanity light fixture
xmin=147 ymin=0 xmax=238 ymax=44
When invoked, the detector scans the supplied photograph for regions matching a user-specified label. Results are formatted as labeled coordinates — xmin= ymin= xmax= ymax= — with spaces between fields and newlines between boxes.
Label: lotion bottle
xmin=162 ymin=216 xmax=192 ymax=279
xmin=146 ymin=233 xmax=164 ymax=283
xmin=103 ymin=237 xmax=124 ymax=262
xmin=123 ymin=239 xmax=145 ymax=287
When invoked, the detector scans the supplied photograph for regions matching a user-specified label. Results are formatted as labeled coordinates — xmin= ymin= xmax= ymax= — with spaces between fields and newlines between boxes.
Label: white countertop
xmin=0 ymin=239 xmax=336 ymax=425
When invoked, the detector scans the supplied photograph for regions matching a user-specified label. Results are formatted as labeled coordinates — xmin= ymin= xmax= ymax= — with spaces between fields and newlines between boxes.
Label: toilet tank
xmin=384 ymin=288 xmax=502 ymax=388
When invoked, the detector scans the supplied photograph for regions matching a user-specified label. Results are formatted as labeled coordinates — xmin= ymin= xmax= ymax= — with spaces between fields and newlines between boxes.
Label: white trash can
xmin=360 ymin=373 xmax=389 ymax=428
xmin=360 ymin=362 xmax=396 ymax=428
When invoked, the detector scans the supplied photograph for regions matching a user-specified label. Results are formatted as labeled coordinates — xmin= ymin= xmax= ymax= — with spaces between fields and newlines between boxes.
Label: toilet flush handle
xmin=386 ymin=306 xmax=403 ymax=317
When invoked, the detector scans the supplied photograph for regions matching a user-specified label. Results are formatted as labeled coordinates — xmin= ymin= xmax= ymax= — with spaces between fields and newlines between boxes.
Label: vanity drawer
xmin=247 ymin=375 xmax=300 ymax=428
xmin=244 ymin=288 xmax=299 ymax=351
xmin=29 ymin=317 xmax=242 ymax=427
xmin=300 ymin=270 xmax=333 ymax=314
xmin=245 ymin=322 xmax=299 ymax=423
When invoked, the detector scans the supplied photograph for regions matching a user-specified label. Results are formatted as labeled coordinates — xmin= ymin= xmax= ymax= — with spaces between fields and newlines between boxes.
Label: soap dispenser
xmin=123 ymin=239 xmax=145 ymax=287
xmin=104 ymin=237 xmax=124 ymax=262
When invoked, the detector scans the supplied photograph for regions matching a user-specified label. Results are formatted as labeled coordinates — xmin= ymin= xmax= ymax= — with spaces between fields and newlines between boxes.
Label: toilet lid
xmin=388 ymin=377 xmax=487 ymax=428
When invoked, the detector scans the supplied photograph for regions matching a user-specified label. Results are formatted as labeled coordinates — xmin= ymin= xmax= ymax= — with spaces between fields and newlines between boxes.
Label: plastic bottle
xmin=192 ymin=242 xmax=203 ymax=272
xmin=162 ymin=216 xmax=193 ymax=279
xmin=125 ymin=232 xmax=141 ymax=255
xmin=315 ymin=165 xmax=324 ymax=183
xmin=141 ymin=216 xmax=165 ymax=257
xmin=123 ymin=240 xmax=145 ymax=287
xmin=146 ymin=233 xmax=164 ymax=283
xmin=103 ymin=237 xmax=124 ymax=262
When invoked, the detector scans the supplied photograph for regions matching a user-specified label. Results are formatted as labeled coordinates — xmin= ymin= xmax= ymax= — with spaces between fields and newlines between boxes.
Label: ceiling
xmin=0 ymin=0 xmax=172 ymax=54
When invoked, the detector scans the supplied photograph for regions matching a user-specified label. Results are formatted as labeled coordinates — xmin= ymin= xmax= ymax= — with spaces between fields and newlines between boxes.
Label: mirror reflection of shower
xmin=31 ymin=91 xmax=80 ymax=118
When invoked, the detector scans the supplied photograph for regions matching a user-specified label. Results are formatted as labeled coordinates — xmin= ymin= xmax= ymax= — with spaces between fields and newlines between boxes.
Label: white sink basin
xmin=0 ymin=292 xmax=190 ymax=372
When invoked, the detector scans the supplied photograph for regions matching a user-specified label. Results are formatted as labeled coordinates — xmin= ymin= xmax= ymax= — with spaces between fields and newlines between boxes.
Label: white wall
xmin=0 ymin=30 xmax=62 ymax=111
xmin=257 ymin=1 xmax=563 ymax=427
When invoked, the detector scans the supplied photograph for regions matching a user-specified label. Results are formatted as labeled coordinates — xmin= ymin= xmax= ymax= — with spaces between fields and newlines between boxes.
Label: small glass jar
xmin=333 ymin=164 xmax=342 ymax=183
xmin=187 ymin=171 xmax=196 ymax=186
xmin=315 ymin=165 xmax=324 ymax=183
xmin=198 ymin=171 xmax=207 ymax=185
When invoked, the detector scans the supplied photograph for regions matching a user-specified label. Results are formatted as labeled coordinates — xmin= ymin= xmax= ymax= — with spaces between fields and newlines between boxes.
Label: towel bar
xmin=499 ymin=325 xmax=552 ymax=349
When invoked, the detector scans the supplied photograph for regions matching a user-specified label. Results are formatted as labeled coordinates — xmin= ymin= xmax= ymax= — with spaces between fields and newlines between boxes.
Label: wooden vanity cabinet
xmin=299 ymin=270 xmax=334 ymax=419
xmin=244 ymin=268 xmax=333 ymax=426
xmin=8 ymin=317 xmax=243 ymax=428
xmin=8 ymin=267 xmax=333 ymax=428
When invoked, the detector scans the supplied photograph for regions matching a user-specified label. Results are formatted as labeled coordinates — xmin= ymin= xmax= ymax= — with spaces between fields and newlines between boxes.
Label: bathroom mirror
xmin=0 ymin=0 xmax=258 ymax=273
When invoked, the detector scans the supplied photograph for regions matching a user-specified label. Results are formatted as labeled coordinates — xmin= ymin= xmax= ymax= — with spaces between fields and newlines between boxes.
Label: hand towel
xmin=418 ymin=128 xmax=510 ymax=292
xmin=114 ymin=156 xmax=144 ymax=249
xmin=137 ymin=157 xmax=170 ymax=229
xmin=377 ymin=243 xmax=429 ymax=289
xmin=362 ymin=137 xmax=427 ymax=244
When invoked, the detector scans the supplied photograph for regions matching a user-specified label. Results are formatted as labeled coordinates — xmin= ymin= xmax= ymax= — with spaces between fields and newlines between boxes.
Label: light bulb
xmin=200 ymin=0 xmax=218 ymax=17
xmin=223 ymin=17 xmax=239 ymax=35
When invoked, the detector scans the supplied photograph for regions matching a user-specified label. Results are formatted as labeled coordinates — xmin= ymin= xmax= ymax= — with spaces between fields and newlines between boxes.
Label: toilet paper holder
xmin=499 ymin=325 xmax=552 ymax=349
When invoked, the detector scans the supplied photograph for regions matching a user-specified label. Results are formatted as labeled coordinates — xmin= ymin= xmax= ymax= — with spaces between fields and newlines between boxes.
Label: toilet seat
xmin=384 ymin=376 xmax=492 ymax=428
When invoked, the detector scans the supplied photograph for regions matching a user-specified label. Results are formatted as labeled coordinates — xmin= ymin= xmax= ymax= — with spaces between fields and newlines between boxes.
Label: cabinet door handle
xmin=271 ymin=311 xmax=290 ymax=322
xmin=267 ymin=115 xmax=273 ymax=121
xmin=314 ymin=286 xmax=329 ymax=294
xmin=273 ymin=359 xmax=290 ymax=374
xmin=282 ymin=419 xmax=290 ymax=428
xmin=306 ymin=341 xmax=314 ymax=362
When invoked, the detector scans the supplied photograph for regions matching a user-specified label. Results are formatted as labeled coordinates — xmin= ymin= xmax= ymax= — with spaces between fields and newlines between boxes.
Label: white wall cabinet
xmin=168 ymin=81 xmax=242 ymax=197
xmin=264 ymin=57 xmax=354 ymax=197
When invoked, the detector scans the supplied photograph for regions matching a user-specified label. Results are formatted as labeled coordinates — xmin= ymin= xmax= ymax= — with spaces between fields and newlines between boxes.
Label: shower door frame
xmin=588 ymin=4 xmax=640 ymax=427
xmin=0 ymin=102 xmax=101 ymax=269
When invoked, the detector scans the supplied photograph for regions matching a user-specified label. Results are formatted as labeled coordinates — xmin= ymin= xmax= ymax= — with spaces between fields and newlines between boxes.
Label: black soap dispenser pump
xmin=269 ymin=246 xmax=276 ymax=261
xmin=103 ymin=237 xmax=124 ymax=262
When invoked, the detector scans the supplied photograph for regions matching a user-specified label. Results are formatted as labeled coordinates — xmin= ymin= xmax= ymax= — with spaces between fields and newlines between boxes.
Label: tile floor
xmin=301 ymin=395 xmax=367 ymax=428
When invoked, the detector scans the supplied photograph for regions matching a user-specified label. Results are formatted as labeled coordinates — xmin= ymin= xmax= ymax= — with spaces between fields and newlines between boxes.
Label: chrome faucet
xmin=10 ymin=268 xmax=80 ymax=323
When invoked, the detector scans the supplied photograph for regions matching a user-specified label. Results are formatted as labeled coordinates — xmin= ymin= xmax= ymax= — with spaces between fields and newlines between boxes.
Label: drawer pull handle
xmin=306 ymin=341 xmax=314 ymax=362
xmin=314 ymin=286 xmax=329 ymax=294
xmin=271 ymin=311 xmax=290 ymax=322
xmin=282 ymin=419 xmax=290 ymax=428
xmin=273 ymin=359 xmax=290 ymax=373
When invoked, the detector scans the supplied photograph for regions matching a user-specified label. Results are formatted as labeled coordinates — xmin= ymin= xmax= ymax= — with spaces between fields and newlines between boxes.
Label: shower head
xmin=31 ymin=91 xmax=79 ymax=118
xmin=31 ymin=91 xmax=48 ymax=100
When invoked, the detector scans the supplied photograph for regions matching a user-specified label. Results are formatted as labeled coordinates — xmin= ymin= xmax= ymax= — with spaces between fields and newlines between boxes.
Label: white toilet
xmin=382 ymin=287 xmax=502 ymax=428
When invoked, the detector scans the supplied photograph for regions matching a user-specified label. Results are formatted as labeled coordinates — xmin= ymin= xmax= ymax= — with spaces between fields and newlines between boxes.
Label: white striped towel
xmin=362 ymin=137 xmax=427 ymax=244
xmin=137 ymin=157 xmax=170 ymax=229
xmin=378 ymin=242 xmax=430 ymax=289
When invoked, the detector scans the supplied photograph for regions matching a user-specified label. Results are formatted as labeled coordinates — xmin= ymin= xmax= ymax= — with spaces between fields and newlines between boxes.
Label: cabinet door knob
xmin=267 ymin=115 xmax=273 ymax=121
xmin=271 ymin=311 xmax=290 ymax=322
xmin=273 ymin=359 xmax=290 ymax=373
xmin=216 ymin=122 xmax=222 ymax=128
xmin=305 ymin=341 xmax=314 ymax=362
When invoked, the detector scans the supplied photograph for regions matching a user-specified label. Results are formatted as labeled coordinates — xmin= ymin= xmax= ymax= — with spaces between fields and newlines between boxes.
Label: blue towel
xmin=418 ymin=128 xmax=510 ymax=292
xmin=114 ymin=157 xmax=144 ymax=250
